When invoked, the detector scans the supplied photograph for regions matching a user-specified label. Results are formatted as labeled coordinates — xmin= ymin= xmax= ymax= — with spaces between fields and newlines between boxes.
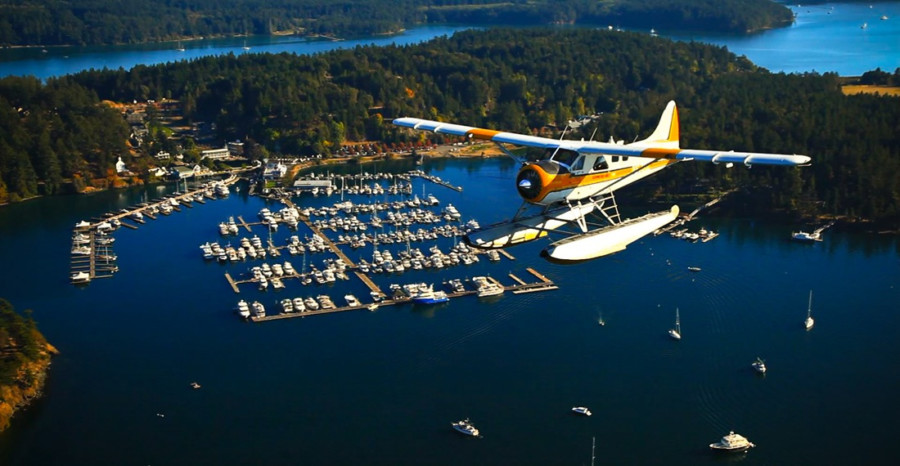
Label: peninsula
xmin=0 ymin=299 xmax=56 ymax=432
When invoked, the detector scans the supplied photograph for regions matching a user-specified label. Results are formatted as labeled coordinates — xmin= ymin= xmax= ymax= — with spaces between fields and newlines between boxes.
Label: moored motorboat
xmin=709 ymin=431 xmax=755 ymax=452
xmin=451 ymin=418 xmax=480 ymax=437
xmin=473 ymin=276 xmax=504 ymax=297
xmin=411 ymin=285 xmax=449 ymax=304
xmin=792 ymin=230 xmax=821 ymax=242
xmin=235 ymin=300 xmax=250 ymax=318
xmin=571 ymin=406 xmax=592 ymax=416
xmin=752 ymin=357 xmax=767 ymax=374
xmin=71 ymin=271 xmax=91 ymax=284
xmin=251 ymin=301 xmax=265 ymax=318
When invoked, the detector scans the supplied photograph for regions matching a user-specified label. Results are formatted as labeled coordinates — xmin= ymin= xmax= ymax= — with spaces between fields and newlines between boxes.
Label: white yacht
xmin=451 ymin=418 xmax=480 ymax=437
xmin=709 ymin=431 xmax=755 ymax=452
xmin=668 ymin=307 xmax=682 ymax=340
xmin=280 ymin=298 xmax=294 ymax=313
xmin=235 ymin=300 xmax=250 ymax=318
xmin=344 ymin=294 xmax=361 ymax=307
xmin=70 ymin=271 xmax=91 ymax=284
xmin=473 ymin=276 xmax=504 ymax=297
xmin=804 ymin=290 xmax=815 ymax=330
xmin=250 ymin=301 xmax=265 ymax=318
xmin=571 ymin=406 xmax=592 ymax=416
xmin=752 ymin=357 xmax=767 ymax=374
xmin=792 ymin=230 xmax=821 ymax=242
xmin=292 ymin=297 xmax=306 ymax=313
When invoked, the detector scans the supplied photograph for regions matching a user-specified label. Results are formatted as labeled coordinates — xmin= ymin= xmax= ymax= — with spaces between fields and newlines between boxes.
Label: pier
xmin=69 ymin=175 xmax=239 ymax=284
xmin=248 ymin=269 xmax=556 ymax=323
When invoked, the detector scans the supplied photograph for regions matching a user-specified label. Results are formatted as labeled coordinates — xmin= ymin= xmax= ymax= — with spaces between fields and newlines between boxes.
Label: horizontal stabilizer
xmin=541 ymin=206 xmax=679 ymax=263
xmin=465 ymin=203 xmax=596 ymax=249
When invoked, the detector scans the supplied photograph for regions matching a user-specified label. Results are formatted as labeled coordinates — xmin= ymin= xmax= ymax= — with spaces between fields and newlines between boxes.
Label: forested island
xmin=0 ymin=28 xmax=898 ymax=227
xmin=0 ymin=299 xmax=56 ymax=432
xmin=0 ymin=0 xmax=794 ymax=47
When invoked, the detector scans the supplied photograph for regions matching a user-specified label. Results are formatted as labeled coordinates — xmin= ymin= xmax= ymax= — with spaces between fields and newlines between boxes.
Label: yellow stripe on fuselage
xmin=528 ymin=159 xmax=674 ymax=203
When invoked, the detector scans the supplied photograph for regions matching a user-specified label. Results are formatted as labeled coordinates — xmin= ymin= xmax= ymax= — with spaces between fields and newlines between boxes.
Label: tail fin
xmin=640 ymin=100 xmax=680 ymax=148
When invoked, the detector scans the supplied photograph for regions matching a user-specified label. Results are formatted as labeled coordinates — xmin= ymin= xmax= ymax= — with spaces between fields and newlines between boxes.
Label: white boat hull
xmin=542 ymin=206 xmax=679 ymax=263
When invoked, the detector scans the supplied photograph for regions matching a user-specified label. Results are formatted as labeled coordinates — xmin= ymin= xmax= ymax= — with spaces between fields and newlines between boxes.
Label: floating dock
xmin=248 ymin=268 xmax=556 ymax=323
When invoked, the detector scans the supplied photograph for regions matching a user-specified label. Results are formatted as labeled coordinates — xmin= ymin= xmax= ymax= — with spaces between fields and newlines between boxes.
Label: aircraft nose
xmin=516 ymin=165 xmax=545 ymax=201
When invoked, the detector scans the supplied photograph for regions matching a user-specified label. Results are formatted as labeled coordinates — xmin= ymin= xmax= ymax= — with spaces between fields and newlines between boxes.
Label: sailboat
xmin=175 ymin=41 xmax=185 ymax=52
xmin=804 ymin=290 xmax=815 ymax=330
xmin=668 ymin=307 xmax=681 ymax=340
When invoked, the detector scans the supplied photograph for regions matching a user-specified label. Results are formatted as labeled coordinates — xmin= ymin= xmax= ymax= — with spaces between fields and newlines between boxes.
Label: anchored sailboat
xmin=668 ymin=307 xmax=681 ymax=340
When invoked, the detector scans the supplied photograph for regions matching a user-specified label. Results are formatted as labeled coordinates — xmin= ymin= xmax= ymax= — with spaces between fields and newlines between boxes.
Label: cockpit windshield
xmin=542 ymin=148 xmax=579 ymax=168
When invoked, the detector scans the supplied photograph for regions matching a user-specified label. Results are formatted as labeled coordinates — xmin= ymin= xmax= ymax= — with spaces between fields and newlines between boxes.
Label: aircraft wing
xmin=392 ymin=114 xmax=811 ymax=167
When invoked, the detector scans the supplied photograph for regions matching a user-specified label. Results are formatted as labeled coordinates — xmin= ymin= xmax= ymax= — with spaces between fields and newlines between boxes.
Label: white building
xmin=201 ymin=147 xmax=230 ymax=160
xmin=263 ymin=162 xmax=288 ymax=180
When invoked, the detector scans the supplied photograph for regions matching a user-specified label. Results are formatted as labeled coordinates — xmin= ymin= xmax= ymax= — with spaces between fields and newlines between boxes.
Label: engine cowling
xmin=516 ymin=161 xmax=559 ymax=204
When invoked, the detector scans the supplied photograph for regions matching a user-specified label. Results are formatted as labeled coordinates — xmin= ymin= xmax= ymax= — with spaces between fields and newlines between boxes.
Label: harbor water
xmin=0 ymin=157 xmax=898 ymax=464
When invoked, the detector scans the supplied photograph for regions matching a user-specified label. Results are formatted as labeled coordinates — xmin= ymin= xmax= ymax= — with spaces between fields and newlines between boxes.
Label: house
xmin=227 ymin=140 xmax=245 ymax=157
xmin=115 ymin=157 xmax=130 ymax=175
xmin=170 ymin=164 xmax=204 ymax=179
xmin=155 ymin=151 xmax=171 ymax=161
xmin=201 ymin=147 xmax=230 ymax=160
xmin=148 ymin=167 xmax=168 ymax=178
xmin=263 ymin=162 xmax=288 ymax=180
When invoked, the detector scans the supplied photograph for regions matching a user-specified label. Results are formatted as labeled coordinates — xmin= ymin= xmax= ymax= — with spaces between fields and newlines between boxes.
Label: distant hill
xmin=0 ymin=0 xmax=794 ymax=47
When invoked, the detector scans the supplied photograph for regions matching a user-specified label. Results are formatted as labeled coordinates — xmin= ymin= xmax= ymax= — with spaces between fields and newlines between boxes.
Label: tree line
xmin=0 ymin=0 xmax=794 ymax=46
xmin=0 ymin=28 xmax=897 ymax=225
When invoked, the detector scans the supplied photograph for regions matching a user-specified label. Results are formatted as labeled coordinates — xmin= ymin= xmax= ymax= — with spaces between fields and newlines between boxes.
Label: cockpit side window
xmin=592 ymin=155 xmax=609 ymax=171
xmin=571 ymin=155 xmax=585 ymax=172
xmin=551 ymin=149 xmax=578 ymax=168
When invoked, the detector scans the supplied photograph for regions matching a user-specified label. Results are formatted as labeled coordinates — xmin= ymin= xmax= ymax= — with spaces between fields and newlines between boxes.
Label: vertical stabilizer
xmin=641 ymin=100 xmax=680 ymax=148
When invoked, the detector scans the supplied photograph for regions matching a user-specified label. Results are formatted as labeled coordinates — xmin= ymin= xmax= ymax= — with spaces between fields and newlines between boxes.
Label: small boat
xmin=412 ymin=285 xmax=449 ymax=305
xmin=571 ymin=406 xmax=592 ymax=416
xmin=235 ymin=300 xmax=250 ymax=318
xmin=189 ymin=382 xmax=201 ymax=389
xmin=687 ymin=266 xmax=702 ymax=272
xmin=668 ymin=307 xmax=682 ymax=340
xmin=473 ymin=276 xmax=504 ymax=297
xmin=804 ymin=290 xmax=815 ymax=330
xmin=71 ymin=271 xmax=91 ymax=284
xmin=709 ymin=431 xmax=755 ymax=452
xmin=792 ymin=230 xmax=821 ymax=242
xmin=451 ymin=418 xmax=480 ymax=437
xmin=752 ymin=357 xmax=767 ymax=374
xmin=251 ymin=301 xmax=265 ymax=318
xmin=344 ymin=294 xmax=361 ymax=307
xmin=367 ymin=303 xmax=379 ymax=311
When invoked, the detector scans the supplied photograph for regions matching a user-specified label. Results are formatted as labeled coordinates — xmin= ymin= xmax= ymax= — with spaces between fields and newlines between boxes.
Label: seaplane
xmin=393 ymin=101 xmax=811 ymax=263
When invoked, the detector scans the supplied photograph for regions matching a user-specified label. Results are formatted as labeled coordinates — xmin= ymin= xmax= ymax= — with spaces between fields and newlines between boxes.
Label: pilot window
xmin=592 ymin=155 xmax=609 ymax=171
xmin=552 ymin=149 xmax=578 ymax=167
xmin=571 ymin=155 xmax=585 ymax=172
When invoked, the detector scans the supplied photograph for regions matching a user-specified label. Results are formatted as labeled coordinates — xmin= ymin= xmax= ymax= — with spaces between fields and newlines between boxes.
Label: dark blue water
xmin=0 ymin=157 xmax=898 ymax=465
xmin=1 ymin=3 xmax=899 ymax=80
xmin=0 ymin=26 xmax=472 ymax=81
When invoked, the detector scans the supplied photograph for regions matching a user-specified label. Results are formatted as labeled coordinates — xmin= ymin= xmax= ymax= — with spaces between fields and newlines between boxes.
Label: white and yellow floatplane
xmin=394 ymin=101 xmax=811 ymax=263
